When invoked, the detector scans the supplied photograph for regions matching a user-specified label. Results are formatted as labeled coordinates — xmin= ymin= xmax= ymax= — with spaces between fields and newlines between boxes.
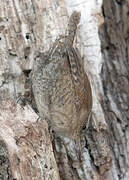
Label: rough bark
xmin=0 ymin=0 xmax=128 ymax=180
xmin=0 ymin=100 xmax=60 ymax=180
xmin=99 ymin=0 xmax=129 ymax=179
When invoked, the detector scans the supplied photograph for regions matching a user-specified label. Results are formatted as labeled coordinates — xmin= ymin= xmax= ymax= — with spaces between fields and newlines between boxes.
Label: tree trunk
xmin=99 ymin=0 xmax=129 ymax=179
xmin=0 ymin=0 xmax=128 ymax=180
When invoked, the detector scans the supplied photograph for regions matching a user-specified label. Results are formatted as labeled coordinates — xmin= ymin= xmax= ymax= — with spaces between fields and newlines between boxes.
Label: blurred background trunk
xmin=0 ymin=0 xmax=128 ymax=179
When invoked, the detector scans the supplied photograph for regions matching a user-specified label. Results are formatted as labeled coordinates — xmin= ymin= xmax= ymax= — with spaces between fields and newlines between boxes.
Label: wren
xmin=32 ymin=11 xmax=92 ymax=140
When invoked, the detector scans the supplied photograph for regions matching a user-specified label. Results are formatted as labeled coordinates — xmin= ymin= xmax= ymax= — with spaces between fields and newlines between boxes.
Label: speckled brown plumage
xmin=32 ymin=11 xmax=92 ymax=139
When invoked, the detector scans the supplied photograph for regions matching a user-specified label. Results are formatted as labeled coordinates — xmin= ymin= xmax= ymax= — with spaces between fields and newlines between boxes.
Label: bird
xmin=32 ymin=11 xmax=92 ymax=141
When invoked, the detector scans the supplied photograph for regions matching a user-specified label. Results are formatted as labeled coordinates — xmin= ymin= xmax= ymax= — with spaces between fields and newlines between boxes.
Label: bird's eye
xmin=82 ymin=124 xmax=86 ymax=130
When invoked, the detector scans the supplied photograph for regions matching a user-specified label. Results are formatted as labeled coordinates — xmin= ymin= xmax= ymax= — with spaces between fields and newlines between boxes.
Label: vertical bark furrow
xmin=100 ymin=0 xmax=129 ymax=178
